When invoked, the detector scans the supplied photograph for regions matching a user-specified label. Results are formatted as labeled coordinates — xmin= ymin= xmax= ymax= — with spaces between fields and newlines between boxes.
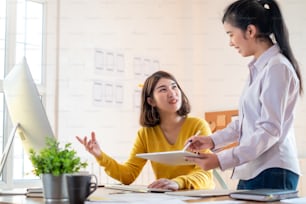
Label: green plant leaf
xmin=29 ymin=137 xmax=88 ymax=176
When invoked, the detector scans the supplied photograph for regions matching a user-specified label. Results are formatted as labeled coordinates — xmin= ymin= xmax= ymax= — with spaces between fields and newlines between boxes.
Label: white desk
xmin=0 ymin=187 xmax=288 ymax=204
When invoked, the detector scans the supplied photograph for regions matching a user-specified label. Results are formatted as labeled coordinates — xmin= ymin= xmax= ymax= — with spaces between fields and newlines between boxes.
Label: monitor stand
xmin=0 ymin=123 xmax=38 ymax=195
xmin=0 ymin=123 xmax=20 ymax=176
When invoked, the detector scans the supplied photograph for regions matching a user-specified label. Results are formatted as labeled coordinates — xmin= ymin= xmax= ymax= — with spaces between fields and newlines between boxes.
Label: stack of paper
xmin=26 ymin=187 xmax=44 ymax=198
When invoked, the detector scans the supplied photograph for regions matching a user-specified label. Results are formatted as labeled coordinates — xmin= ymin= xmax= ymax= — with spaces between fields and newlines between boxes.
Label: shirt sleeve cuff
xmin=216 ymin=149 xmax=237 ymax=171
xmin=211 ymin=132 xmax=223 ymax=150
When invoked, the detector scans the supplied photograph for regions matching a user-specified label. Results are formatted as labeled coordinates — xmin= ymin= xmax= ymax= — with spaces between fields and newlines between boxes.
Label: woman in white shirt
xmin=185 ymin=0 xmax=303 ymax=190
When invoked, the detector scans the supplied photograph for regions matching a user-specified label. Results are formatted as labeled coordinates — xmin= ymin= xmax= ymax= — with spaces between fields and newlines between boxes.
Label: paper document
xmin=192 ymin=201 xmax=245 ymax=204
xmin=86 ymin=191 xmax=185 ymax=204
xmin=0 ymin=188 xmax=27 ymax=195
xmin=281 ymin=197 xmax=306 ymax=203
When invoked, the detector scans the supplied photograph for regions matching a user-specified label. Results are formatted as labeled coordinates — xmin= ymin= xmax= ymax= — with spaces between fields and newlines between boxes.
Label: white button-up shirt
xmin=211 ymin=45 xmax=301 ymax=180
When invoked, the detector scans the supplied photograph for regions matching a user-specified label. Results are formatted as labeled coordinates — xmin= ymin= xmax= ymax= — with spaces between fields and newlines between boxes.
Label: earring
xmin=151 ymin=106 xmax=156 ymax=117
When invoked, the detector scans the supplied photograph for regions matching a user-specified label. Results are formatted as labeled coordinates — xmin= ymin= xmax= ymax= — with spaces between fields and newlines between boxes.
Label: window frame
xmin=0 ymin=0 xmax=47 ymax=188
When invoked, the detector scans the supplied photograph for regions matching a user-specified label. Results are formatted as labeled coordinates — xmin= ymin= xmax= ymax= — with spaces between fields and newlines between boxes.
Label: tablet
xmin=136 ymin=150 xmax=201 ymax=166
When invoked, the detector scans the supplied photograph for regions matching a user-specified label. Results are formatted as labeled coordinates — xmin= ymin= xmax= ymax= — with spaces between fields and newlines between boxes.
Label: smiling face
xmin=223 ymin=22 xmax=256 ymax=57
xmin=148 ymin=77 xmax=182 ymax=114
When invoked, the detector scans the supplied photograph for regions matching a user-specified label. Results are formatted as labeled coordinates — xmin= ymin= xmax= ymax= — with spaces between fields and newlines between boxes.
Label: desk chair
xmin=205 ymin=109 xmax=239 ymax=190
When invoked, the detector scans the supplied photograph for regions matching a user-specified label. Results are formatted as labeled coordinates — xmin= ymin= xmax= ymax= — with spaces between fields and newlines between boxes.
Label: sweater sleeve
xmin=95 ymin=131 xmax=147 ymax=185
xmin=171 ymin=117 xmax=215 ymax=190
xmin=172 ymin=167 xmax=215 ymax=190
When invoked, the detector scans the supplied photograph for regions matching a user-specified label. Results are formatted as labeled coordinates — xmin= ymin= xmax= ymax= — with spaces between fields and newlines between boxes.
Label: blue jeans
xmin=237 ymin=168 xmax=299 ymax=190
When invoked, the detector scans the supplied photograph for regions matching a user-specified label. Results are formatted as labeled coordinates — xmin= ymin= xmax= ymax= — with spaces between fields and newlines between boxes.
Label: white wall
xmin=45 ymin=0 xmax=306 ymax=193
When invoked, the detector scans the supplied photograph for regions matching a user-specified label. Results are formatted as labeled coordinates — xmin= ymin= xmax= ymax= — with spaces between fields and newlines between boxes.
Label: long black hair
xmin=222 ymin=0 xmax=303 ymax=95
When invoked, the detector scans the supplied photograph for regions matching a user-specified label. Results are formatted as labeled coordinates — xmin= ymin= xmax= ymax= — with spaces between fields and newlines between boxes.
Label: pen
xmin=182 ymin=130 xmax=201 ymax=151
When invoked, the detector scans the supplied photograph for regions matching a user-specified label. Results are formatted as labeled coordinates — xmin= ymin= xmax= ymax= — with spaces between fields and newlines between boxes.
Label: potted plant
xmin=29 ymin=137 xmax=88 ymax=202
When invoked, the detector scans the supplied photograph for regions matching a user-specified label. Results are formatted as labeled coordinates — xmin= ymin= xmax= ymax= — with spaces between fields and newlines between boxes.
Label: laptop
xmin=165 ymin=189 xmax=235 ymax=197
xmin=230 ymin=189 xmax=298 ymax=202
xmin=104 ymin=184 xmax=172 ymax=193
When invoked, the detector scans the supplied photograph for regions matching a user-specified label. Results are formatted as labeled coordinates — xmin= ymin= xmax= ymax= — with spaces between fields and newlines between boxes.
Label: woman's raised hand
xmin=76 ymin=131 xmax=102 ymax=158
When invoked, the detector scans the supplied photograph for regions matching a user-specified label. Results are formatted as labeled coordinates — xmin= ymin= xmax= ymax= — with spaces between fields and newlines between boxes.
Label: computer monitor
xmin=1 ymin=57 xmax=55 ymax=174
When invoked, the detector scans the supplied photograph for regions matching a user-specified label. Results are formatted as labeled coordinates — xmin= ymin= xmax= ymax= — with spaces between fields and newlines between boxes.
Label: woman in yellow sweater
xmin=76 ymin=70 xmax=214 ymax=190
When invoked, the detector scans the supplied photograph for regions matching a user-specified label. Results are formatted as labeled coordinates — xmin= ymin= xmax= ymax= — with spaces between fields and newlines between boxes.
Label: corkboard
xmin=205 ymin=110 xmax=239 ymax=151
xmin=205 ymin=110 xmax=238 ymax=133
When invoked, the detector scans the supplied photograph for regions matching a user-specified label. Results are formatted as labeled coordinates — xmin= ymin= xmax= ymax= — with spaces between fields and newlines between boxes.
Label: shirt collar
xmin=248 ymin=44 xmax=280 ymax=71
xmin=247 ymin=44 xmax=280 ymax=84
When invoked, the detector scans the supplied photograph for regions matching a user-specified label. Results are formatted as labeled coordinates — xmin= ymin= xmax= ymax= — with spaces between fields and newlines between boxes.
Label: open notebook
xmin=136 ymin=150 xmax=201 ymax=166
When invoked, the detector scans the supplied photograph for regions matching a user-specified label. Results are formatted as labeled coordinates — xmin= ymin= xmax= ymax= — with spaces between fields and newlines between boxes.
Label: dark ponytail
xmin=265 ymin=0 xmax=303 ymax=95
xmin=222 ymin=0 xmax=303 ymax=95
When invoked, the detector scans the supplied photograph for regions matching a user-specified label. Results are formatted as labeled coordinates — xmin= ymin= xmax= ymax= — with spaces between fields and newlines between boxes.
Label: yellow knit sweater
xmin=96 ymin=116 xmax=215 ymax=190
